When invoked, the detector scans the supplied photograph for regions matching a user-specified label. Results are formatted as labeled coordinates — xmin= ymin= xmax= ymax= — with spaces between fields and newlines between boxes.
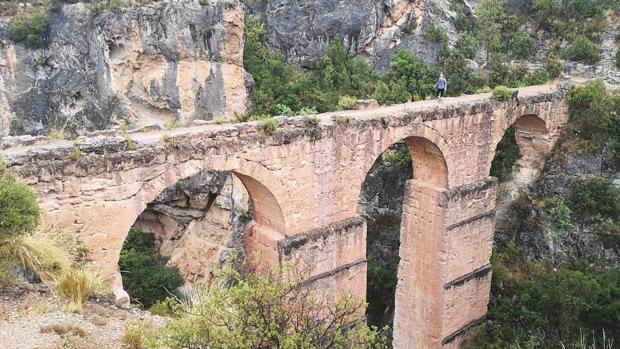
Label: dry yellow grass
xmin=59 ymin=268 xmax=107 ymax=313
xmin=40 ymin=323 xmax=86 ymax=337
xmin=10 ymin=227 xmax=75 ymax=286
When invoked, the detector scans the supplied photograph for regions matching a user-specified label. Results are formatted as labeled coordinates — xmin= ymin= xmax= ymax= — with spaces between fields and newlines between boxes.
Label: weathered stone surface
xmin=0 ymin=0 xmax=250 ymax=136
xmin=250 ymin=0 xmax=468 ymax=68
xmin=132 ymin=171 xmax=252 ymax=283
xmin=3 ymin=84 xmax=570 ymax=348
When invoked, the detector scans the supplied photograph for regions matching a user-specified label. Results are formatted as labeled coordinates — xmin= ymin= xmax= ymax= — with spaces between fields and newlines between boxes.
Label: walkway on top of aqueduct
xmin=2 ymin=83 xmax=571 ymax=349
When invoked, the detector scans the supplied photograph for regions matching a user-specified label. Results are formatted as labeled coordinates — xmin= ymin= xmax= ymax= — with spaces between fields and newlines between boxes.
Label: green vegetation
xmin=566 ymin=80 xmax=620 ymax=166
xmin=465 ymin=259 xmax=620 ymax=348
xmin=366 ymin=259 xmax=398 ymax=329
xmin=8 ymin=10 xmax=48 ymax=48
xmin=0 ymin=162 xmax=39 ymax=241
xmin=337 ymin=95 xmax=357 ymax=110
xmin=384 ymin=146 xmax=412 ymax=169
xmin=490 ymin=126 xmax=521 ymax=182
xmin=118 ymin=229 xmax=183 ymax=308
xmin=491 ymin=85 xmax=513 ymax=101
xmin=162 ymin=134 xmax=179 ymax=149
xmin=125 ymin=263 xmax=389 ymax=348
xmin=562 ymin=35 xmax=601 ymax=65
xmin=258 ymin=117 xmax=278 ymax=136
xmin=568 ymin=178 xmax=620 ymax=224
xmin=0 ymin=162 xmax=106 ymax=309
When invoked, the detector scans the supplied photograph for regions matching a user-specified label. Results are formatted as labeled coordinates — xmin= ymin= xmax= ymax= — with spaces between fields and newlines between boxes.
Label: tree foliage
xmin=119 ymin=229 xmax=183 ymax=308
xmin=465 ymin=260 xmax=620 ymax=348
xmin=490 ymin=126 xmax=521 ymax=182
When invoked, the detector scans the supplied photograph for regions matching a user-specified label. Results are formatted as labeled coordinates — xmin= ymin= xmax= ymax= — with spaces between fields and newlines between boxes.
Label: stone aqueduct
xmin=3 ymin=84 xmax=570 ymax=348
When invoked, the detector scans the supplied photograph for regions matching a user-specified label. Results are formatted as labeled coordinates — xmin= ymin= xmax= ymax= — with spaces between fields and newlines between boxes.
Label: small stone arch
xmin=491 ymin=113 xmax=551 ymax=175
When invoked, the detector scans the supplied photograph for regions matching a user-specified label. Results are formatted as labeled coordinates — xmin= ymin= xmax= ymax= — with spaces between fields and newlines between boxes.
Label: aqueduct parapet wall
xmin=2 ymin=84 xmax=570 ymax=348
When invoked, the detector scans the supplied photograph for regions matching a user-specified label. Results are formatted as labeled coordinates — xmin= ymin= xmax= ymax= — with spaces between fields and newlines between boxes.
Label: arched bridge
xmin=2 ymin=84 xmax=570 ymax=348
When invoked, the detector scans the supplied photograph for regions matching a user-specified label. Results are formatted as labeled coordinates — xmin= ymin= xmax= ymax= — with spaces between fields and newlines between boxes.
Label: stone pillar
xmin=277 ymin=217 xmax=367 ymax=299
xmin=393 ymin=178 xmax=497 ymax=349
xmin=393 ymin=180 xmax=446 ymax=349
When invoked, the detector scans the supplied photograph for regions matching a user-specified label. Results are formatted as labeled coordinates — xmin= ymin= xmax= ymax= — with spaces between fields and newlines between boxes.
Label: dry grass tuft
xmin=40 ymin=323 xmax=87 ymax=337
xmin=10 ymin=227 xmax=75 ymax=286
xmin=59 ymin=268 xmax=108 ymax=313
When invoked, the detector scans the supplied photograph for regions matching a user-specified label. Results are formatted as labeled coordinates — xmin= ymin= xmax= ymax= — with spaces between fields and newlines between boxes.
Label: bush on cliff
xmin=125 ymin=263 xmax=389 ymax=349
xmin=8 ymin=10 xmax=48 ymax=48
xmin=118 ymin=229 xmax=183 ymax=308
xmin=464 ymin=259 xmax=620 ymax=348
xmin=567 ymin=80 xmax=620 ymax=166
xmin=491 ymin=85 xmax=513 ymax=101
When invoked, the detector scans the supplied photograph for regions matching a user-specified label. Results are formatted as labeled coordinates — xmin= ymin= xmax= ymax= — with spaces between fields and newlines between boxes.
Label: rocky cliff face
xmin=249 ymin=0 xmax=473 ymax=68
xmin=495 ymin=141 xmax=620 ymax=267
xmin=0 ymin=0 xmax=251 ymax=136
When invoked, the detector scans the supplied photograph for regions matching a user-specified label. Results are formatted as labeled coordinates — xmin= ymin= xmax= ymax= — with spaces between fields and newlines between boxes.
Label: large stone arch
xmin=357 ymin=129 xmax=451 ymax=348
xmin=107 ymin=157 xmax=288 ymax=303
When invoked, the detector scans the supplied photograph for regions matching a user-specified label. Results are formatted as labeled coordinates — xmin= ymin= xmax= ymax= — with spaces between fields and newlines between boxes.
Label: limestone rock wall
xmin=250 ymin=0 xmax=471 ymax=68
xmin=132 ymin=171 xmax=252 ymax=283
xmin=0 ymin=0 xmax=251 ymax=136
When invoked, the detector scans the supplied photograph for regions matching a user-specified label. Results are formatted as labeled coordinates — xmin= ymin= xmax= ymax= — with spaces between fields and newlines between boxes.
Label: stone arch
xmin=111 ymin=158 xmax=288 ymax=304
xmin=358 ymin=131 xmax=449 ymax=344
xmin=362 ymin=123 xmax=451 ymax=191
xmin=491 ymin=113 xmax=551 ymax=177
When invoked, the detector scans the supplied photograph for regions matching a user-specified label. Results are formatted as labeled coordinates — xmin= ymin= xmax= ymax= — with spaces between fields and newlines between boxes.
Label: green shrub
xmin=523 ymin=69 xmax=549 ymax=86
xmin=563 ymin=34 xmax=601 ymax=64
xmin=616 ymin=50 xmax=620 ymax=69
xmin=537 ymin=196 xmax=572 ymax=230
xmin=337 ymin=95 xmax=357 ymax=110
xmin=384 ymin=146 xmax=411 ymax=169
xmin=0 ymin=163 xmax=39 ymax=241
xmin=274 ymin=104 xmax=294 ymax=116
xmin=491 ymin=85 xmax=513 ymax=101
xmin=568 ymin=178 xmax=620 ymax=223
xmin=510 ymin=32 xmax=536 ymax=60
xmin=546 ymin=50 xmax=563 ymax=79
xmin=118 ymin=229 xmax=184 ymax=308
xmin=162 ymin=135 xmax=179 ymax=149
xmin=456 ymin=32 xmax=478 ymax=59
xmin=298 ymin=106 xmax=318 ymax=116
xmin=8 ymin=11 xmax=48 ymax=48
xmin=490 ymin=126 xmax=521 ymax=182
xmin=465 ymin=262 xmax=620 ymax=348
xmin=137 ymin=264 xmax=389 ymax=348
xmin=387 ymin=51 xmax=439 ymax=98
xmin=425 ymin=24 xmax=447 ymax=43
xmin=258 ymin=117 xmax=277 ymax=137
xmin=567 ymin=80 xmax=620 ymax=161
xmin=372 ymin=80 xmax=410 ymax=105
